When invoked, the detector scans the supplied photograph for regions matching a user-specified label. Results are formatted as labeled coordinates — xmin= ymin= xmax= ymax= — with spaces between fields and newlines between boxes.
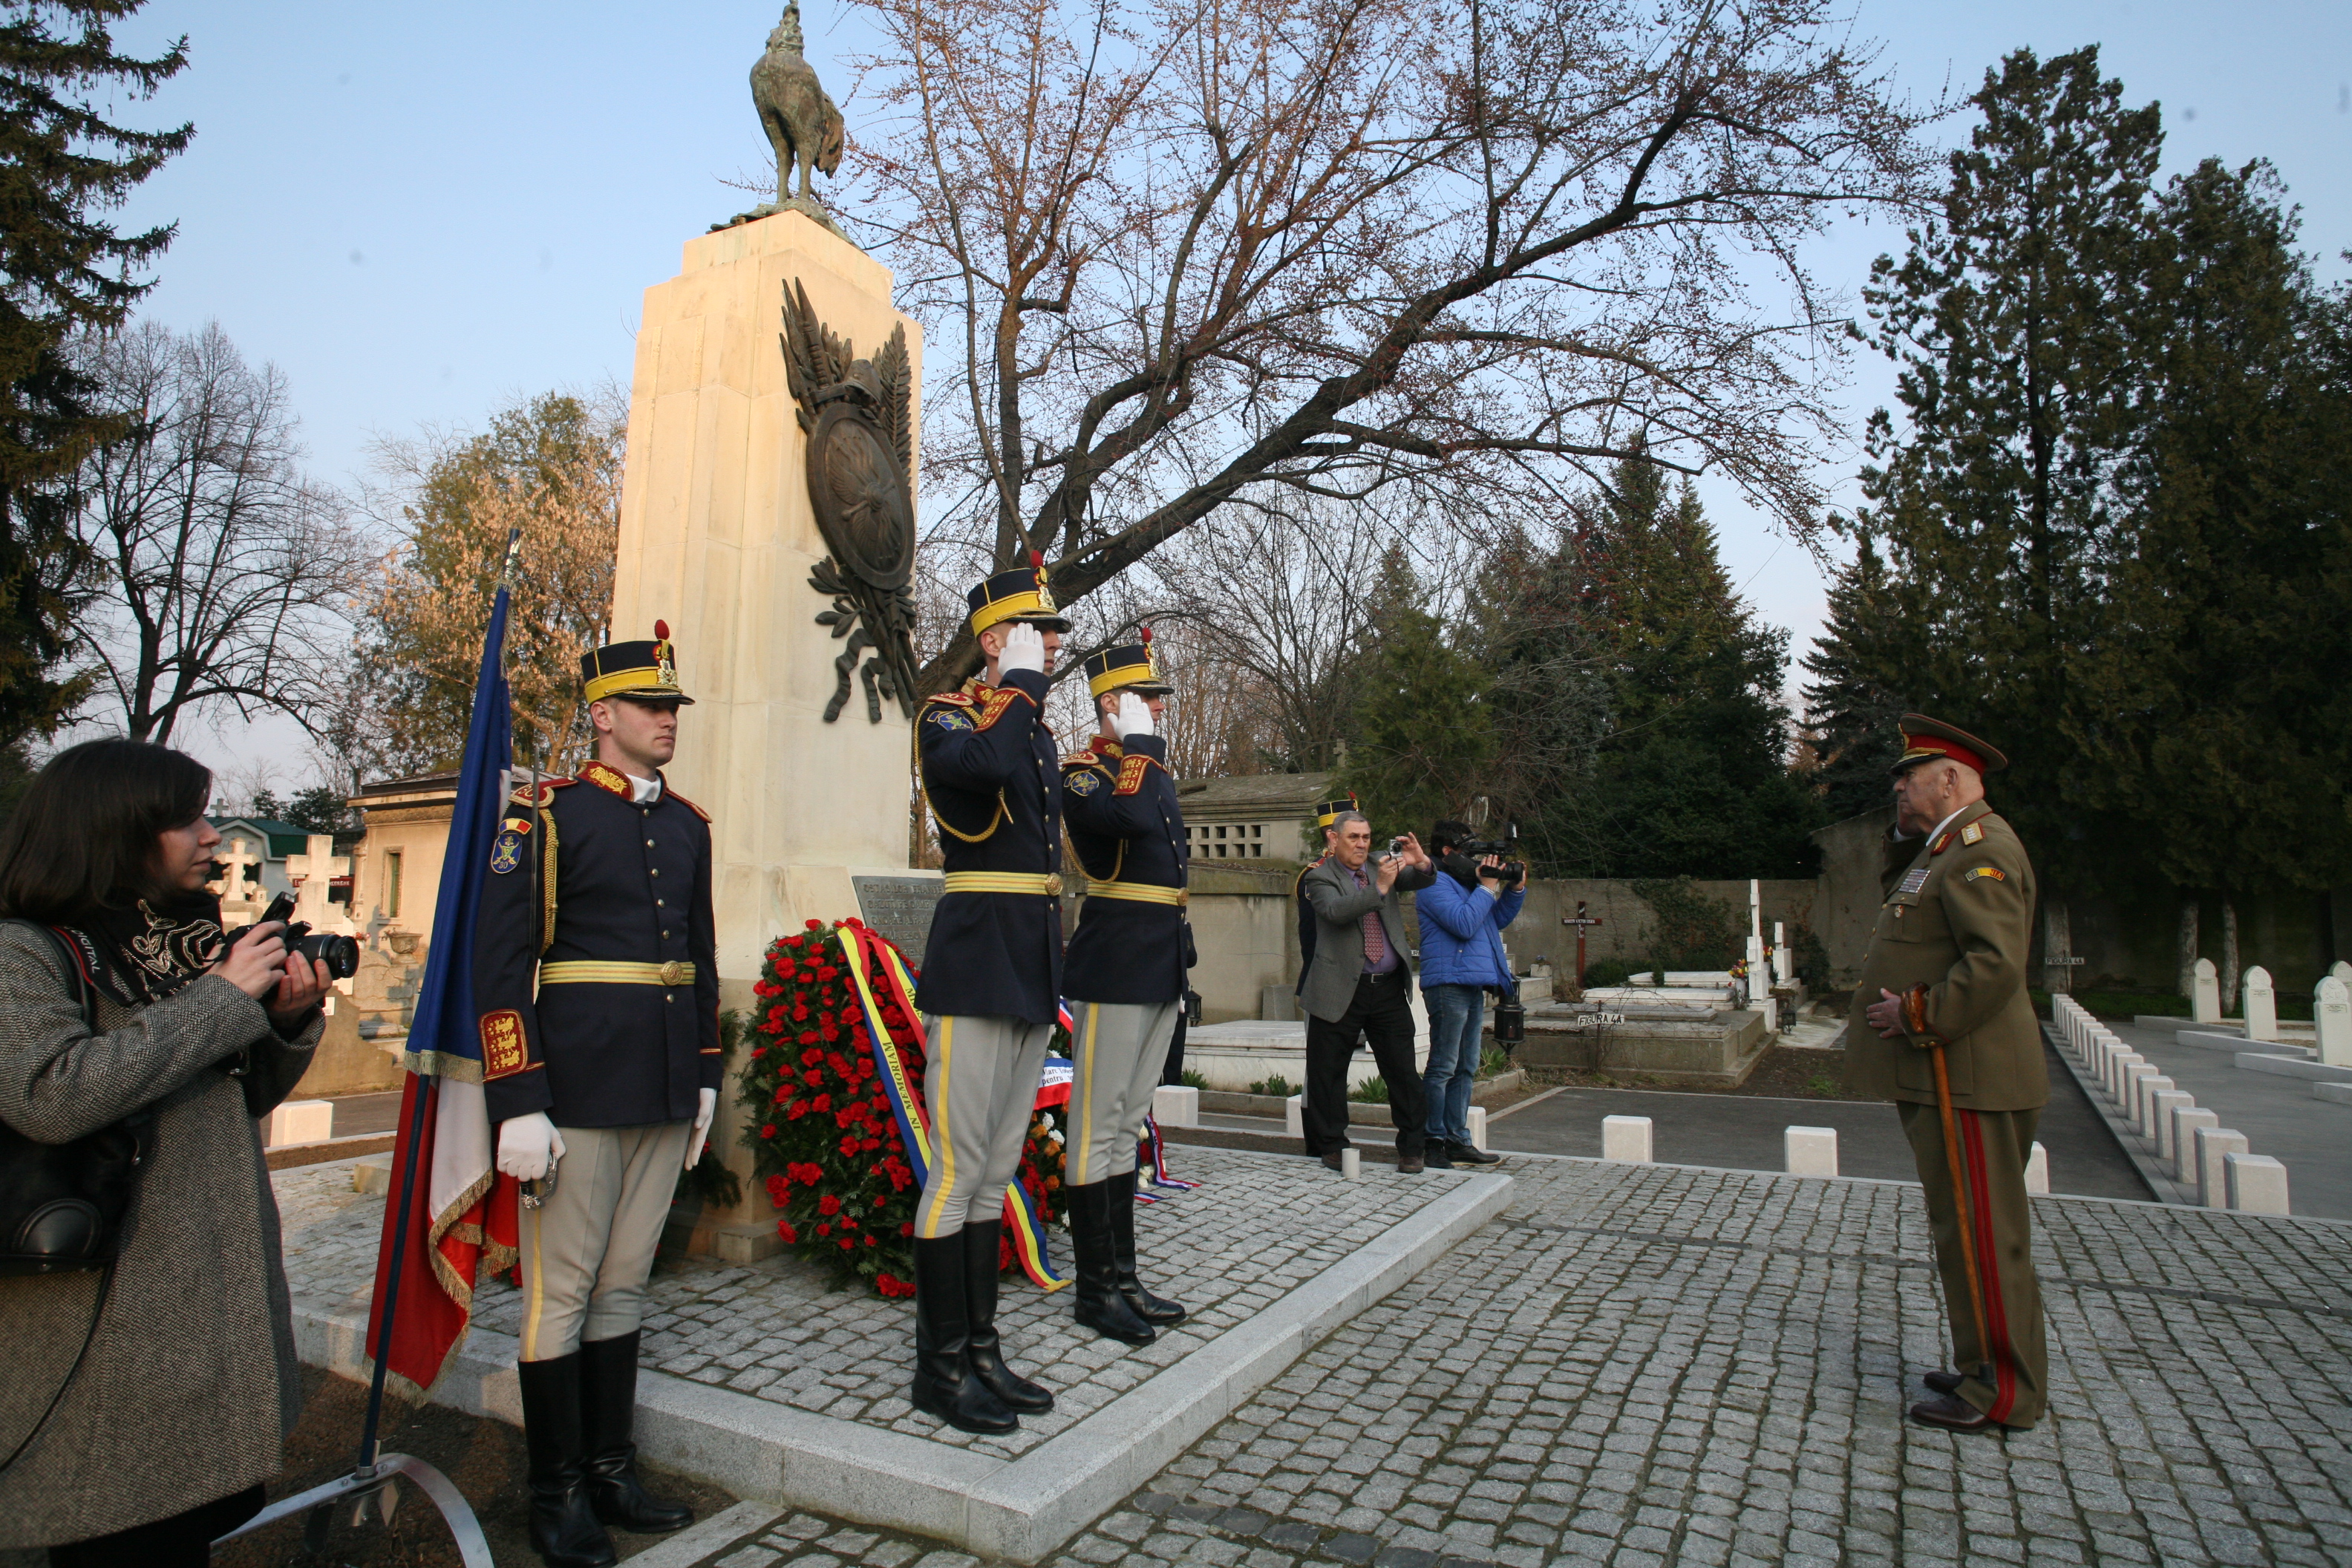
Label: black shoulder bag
xmin=0 ymin=921 xmax=153 ymax=1275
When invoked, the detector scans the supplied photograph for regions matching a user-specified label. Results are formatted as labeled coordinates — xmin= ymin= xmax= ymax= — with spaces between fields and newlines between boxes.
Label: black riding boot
xmin=517 ymin=1353 xmax=617 ymax=1568
xmin=1067 ymin=1180 xmax=1155 ymax=1345
xmin=962 ymin=1219 xmax=1052 ymax=1413
xmin=578 ymin=1331 xmax=693 ymax=1534
xmin=909 ymin=1232 xmax=1019 ymax=1434
xmin=1110 ymin=1170 xmax=1186 ymax=1325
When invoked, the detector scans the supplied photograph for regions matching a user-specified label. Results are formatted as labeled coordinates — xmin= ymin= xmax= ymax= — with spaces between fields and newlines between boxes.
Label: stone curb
xmin=293 ymin=1169 xmax=1515 ymax=1564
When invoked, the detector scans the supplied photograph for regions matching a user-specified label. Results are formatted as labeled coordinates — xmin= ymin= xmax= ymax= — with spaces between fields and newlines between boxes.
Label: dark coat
xmin=473 ymin=763 xmax=722 ymax=1127
xmin=1298 ymin=855 xmax=1436 ymax=1025
xmin=1062 ymin=733 xmax=1190 ymax=1004
xmin=915 ymin=669 xmax=1065 ymax=1023
xmin=0 ymin=930 xmax=320 ymax=1546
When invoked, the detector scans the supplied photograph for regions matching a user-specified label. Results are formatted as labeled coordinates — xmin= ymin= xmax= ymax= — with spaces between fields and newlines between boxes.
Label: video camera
xmin=1451 ymin=824 xmax=1526 ymax=890
xmin=234 ymin=891 xmax=362 ymax=981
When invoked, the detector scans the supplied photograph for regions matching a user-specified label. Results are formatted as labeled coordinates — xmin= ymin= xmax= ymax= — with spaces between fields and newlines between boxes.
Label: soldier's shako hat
xmin=1085 ymin=626 xmax=1172 ymax=699
xmin=967 ymin=551 xmax=1072 ymax=636
xmin=1314 ymin=793 xmax=1360 ymax=829
xmin=1891 ymin=713 xmax=2005 ymax=775
xmin=582 ymin=619 xmax=695 ymax=705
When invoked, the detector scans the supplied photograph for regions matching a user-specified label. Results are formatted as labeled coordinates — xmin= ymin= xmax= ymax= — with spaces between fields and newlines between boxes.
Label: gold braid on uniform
xmin=540 ymin=804 xmax=559 ymax=954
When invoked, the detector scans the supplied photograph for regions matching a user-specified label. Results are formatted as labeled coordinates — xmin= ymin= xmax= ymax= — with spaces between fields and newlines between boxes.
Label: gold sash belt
xmin=1085 ymin=880 xmax=1188 ymax=907
xmin=539 ymin=960 xmax=697 ymax=986
xmin=941 ymin=872 xmax=1065 ymax=896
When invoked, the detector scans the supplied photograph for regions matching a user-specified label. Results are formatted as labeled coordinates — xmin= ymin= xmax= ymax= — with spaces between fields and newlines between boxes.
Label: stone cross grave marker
xmin=283 ymin=834 xmax=350 ymax=930
xmin=2242 ymin=964 xmax=2278 ymax=1042
xmin=2317 ymin=976 xmax=2351 ymax=1068
xmin=211 ymin=835 xmax=264 ymax=921
xmin=2192 ymin=957 xmax=2222 ymax=1024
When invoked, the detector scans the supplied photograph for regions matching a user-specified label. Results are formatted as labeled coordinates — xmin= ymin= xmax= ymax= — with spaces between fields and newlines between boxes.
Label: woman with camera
xmin=0 ymin=739 xmax=333 ymax=1566
xmin=1416 ymin=822 xmax=1523 ymax=1170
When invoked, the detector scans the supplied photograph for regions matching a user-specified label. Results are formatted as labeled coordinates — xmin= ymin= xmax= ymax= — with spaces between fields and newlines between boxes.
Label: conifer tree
xmin=1337 ymin=546 xmax=1495 ymax=840
xmin=0 ymin=0 xmax=189 ymax=740
xmin=1799 ymin=542 xmax=1910 ymax=824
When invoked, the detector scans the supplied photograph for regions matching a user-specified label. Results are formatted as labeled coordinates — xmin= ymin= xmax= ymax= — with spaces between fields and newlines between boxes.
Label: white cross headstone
xmin=2241 ymin=965 xmax=2277 ymax=1043
xmin=211 ymin=834 xmax=264 ymax=921
xmin=1746 ymin=880 xmax=1765 ymax=970
xmin=2316 ymin=976 xmax=2352 ymax=1068
xmin=283 ymin=833 xmax=350 ymax=928
xmin=2191 ymin=958 xmax=2221 ymax=1024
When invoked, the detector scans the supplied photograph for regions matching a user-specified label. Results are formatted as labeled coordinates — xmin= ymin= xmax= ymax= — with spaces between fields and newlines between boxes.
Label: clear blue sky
xmin=97 ymin=1 xmax=2352 ymax=784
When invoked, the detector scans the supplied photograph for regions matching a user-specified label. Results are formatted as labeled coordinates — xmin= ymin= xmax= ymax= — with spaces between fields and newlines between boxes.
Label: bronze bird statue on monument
xmin=752 ymin=1 xmax=845 ymax=206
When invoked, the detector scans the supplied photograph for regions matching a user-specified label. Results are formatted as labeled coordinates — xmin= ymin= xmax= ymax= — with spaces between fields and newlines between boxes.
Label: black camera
xmin=1454 ymin=826 xmax=1526 ymax=889
xmin=239 ymin=892 xmax=362 ymax=981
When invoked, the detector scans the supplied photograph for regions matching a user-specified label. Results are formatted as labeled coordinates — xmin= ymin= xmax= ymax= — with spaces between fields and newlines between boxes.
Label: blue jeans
xmin=1422 ymin=984 xmax=1485 ymax=1146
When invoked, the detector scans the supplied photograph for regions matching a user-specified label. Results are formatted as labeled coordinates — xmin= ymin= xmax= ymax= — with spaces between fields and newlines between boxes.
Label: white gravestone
xmin=2025 ymin=1142 xmax=2049 ymax=1196
xmin=1601 ymin=1115 xmax=1652 ymax=1163
xmin=2225 ymin=1152 xmax=2290 ymax=1215
xmin=2171 ymin=1107 xmax=2218 ymax=1183
xmin=2195 ymin=1126 xmax=2249 ymax=1209
xmin=2333 ymin=960 xmax=2352 ymax=984
xmin=2241 ymin=965 xmax=2278 ymax=1043
xmin=2192 ymin=958 xmax=2222 ymax=1025
xmin=1783 ymin=1126 xmax=1838 ymax=1177
xmin=2316 ymin=976 xmax=2352 ymax=1069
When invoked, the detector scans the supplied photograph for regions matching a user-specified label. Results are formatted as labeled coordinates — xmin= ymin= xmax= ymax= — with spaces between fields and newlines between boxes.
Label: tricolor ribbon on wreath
xmin=837 ymin=923 xmax=1071 ymax=1291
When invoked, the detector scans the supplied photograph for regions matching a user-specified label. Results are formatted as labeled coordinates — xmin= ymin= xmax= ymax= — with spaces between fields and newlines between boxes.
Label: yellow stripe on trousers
xmin=1072 ymin=1003 xmax=1100 ymax=1188
xmin=523 ymin=1200 xmax=545 ymax=1362
xmin=921 ymin=1017 xmax=958 ymax=1236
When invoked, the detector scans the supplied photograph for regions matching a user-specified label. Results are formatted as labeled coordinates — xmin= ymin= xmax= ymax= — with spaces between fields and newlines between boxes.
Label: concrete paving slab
xmin=274 ymin=1149 xmax=1512 ymax=1563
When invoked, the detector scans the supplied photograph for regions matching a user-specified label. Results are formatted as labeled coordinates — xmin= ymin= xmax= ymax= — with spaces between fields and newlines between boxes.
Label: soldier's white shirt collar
xmin=629 ymin=771 xmax=664 ymax=805
xmin=1927 ymin=806 xmax=1966 ymax=844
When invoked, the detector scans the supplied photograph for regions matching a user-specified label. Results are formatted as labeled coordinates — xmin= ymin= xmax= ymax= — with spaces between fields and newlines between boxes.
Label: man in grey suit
xmin=1299 ymin=811 xmax=1437 ymax=1171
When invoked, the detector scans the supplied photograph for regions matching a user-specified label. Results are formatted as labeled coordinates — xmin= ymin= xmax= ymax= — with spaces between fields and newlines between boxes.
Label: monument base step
xmin=2236 ymin=1051 xmax=2352 ymax=1083
xmin=2313 ymin=1082 xmax=2352 ymax=1105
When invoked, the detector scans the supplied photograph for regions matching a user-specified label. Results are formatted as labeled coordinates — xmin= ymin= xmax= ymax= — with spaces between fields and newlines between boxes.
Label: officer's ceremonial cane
xmin=1930 ymin=1042 xmax=1994 ymax=1389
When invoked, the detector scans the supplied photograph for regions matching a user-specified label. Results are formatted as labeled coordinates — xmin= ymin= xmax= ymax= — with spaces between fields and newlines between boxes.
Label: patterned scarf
xmin=60 ymin=890 xmax=227 ymax=1007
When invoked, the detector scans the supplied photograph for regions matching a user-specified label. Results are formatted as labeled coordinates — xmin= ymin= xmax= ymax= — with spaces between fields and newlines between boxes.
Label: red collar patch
xmin=578 ymin=761 xmax=638 ymax=800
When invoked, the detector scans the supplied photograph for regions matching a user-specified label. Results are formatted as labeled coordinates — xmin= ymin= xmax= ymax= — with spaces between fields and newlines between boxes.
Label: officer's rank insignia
xmin=1930 ymin=832 xmax=1953 ymax=855
xmin=1961 ymin=822 xmax=1984 ymax=846
xmin=490 ymin=826 xmax=525 ymax=875
xmin=1964 ymin=866 xmax=2006 ymax=882
xmin=480 ymin=1009 xmax=531 ymax=1078
xmin=1897 ymin=867 xmax=1930 ymax=895
xmin=580 ymin=760 xmax=633 ymax=798
xmin=1114 ymin=754 xmax=1152 ymax=795
xmin=1068 ymin=768 xmax=1102 ymax=795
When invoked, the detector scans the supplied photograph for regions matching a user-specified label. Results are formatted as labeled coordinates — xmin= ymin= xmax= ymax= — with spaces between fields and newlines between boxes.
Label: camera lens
xmin=298 ymin=932 xmax=362 ymax=981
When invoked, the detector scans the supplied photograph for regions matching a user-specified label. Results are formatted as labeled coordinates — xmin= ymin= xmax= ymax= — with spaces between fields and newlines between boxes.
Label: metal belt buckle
xmin=659 ymin=959 xmax=687 ymax=986
xmin=1042 ymin=873 xmax=1064 ymax=895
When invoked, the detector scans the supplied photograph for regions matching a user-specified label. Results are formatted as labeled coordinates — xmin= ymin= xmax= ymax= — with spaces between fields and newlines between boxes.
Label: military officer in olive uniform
xmin=474 ymin=623 xmax=717 ymax=1566
xmin=905 ymin=558 xmax=1068 ymax=1435
xmin=1848 ymin=714 xmax=2048 ymax=1434
xmin=1061 ymin=632 xmax=1190 ymax=1347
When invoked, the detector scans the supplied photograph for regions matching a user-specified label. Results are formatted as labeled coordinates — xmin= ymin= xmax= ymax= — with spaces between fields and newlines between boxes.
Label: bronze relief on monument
xmin=780 ymin=278 xmax=921 ymax=722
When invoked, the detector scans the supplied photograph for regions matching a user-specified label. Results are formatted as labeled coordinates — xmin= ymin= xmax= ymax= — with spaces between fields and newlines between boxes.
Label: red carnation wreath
xmin=738 ymin=918 xmax=1068 ymax=1297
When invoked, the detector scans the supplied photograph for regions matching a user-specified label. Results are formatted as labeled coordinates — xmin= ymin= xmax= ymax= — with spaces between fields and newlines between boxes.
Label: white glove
xmin=1114 ymin=691 xmax=1154 ymax=738
xmin=496 ymin=1112 xmax=565 ymax=1183
xmin=998 ymin=622 xmax=1046 ymax=676
xmin=685 ymin=1087 xmax=717 ymax=1170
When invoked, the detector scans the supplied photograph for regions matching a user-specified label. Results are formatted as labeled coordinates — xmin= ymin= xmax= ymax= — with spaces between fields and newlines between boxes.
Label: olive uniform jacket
xmin=1062 ymin=732 xmax=1191 ymax=1004
xmin=915 ymin=667 xmax=1064 ymax=1025
xmin=1846 ymin=798 xmax=2048 ymax=1112
xmin=473 ymin=762 xmax=722 ymax=1128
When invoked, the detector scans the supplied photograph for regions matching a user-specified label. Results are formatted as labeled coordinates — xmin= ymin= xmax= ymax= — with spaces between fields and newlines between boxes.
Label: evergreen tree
xmin=0 ymin=1 xmax=189 ymax=740
xmin=1799 ymin=541 xmax=1910 ymax=823
xmin=1336 ymin=545 xmax=1494 ymax=840
xmin=1853 ymin=45 xmax=2161 ymax=892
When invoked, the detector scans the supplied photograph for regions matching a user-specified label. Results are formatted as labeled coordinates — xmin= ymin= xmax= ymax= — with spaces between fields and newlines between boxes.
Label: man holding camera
xmin=1298 ymin=814 xmax=1435 ymax=1170
xmin=474 ymin=623 xmax=718 ymax=1567
xmin=1416 ymin=823 xmax=1520 ymax=1169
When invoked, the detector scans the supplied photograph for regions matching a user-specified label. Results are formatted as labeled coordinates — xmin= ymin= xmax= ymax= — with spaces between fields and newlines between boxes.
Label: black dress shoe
xmin=1449 ymin=1140 xmax=1502 ymax=1166
xmin=1423 ymin=1143 xmax=1455 ymax=1169
xmin=1923 ymin=1368 xmax=1962 ymax=1395
xmin=1398 ymin=1156 xmax=1425 ymax=1174
xmin=1320 ymin=1152 xmax=1344 ymax=1171
xmin=1908 ymin=1393 xmax=2000 ymax=1433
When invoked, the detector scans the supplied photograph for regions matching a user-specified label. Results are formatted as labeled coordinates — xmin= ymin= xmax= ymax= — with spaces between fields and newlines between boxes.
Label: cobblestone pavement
xmin=584 ymin=1154 xmax=2352 ymax=1568
xmin=277 ymin=1145 xmax=1469 ymax=1458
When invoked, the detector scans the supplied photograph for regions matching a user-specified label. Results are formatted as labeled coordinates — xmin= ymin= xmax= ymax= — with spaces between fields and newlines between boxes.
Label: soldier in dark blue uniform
xmin=474 ymin=623 xmax=715 ymax=1567
xmin=1061 ymin=632 xmax=1190 ymax=1345
xmin=906 ymin=558 xmax=1068 ymax=1435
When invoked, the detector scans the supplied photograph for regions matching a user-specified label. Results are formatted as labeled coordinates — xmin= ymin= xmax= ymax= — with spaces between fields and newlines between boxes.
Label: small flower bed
xmin=737 ymin=918 xmax=1067 ymax=1296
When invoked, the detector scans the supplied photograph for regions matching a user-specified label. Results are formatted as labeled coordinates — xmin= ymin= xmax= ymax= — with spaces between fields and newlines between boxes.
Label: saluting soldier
xmin=905 ymin=557 xmax=1068 ymax=1435
xmin=474 ymin=623 xmax=716 ymax=1567
xmin=1061 ymin=631 xmax=1190 ymax=1346
xmin=1849 ymin=714 xmax=2049 ymax=1434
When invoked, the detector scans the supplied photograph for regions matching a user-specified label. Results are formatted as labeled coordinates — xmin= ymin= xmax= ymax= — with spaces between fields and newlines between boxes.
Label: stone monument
xmin=610 ymin=15 xmax=934 ymax=1255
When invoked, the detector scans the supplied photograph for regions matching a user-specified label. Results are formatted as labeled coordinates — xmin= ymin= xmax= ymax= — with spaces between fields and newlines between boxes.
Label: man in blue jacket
xmin=1415 ymin=823 xmax=1520 ymax=1169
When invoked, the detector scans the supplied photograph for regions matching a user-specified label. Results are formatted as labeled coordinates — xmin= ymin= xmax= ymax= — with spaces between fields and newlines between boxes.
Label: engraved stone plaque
xmin=852 ymin=875 xmax=944 ymax=969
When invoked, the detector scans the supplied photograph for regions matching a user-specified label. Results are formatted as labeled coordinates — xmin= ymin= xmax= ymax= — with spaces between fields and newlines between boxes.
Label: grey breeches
xmin=518 ymin=1119 xmax=693 ymax=1362
xmin=913 ymin=1013 xmax=1054 ymax=1240
xmin=1067 ymin=999 xmax=1178 ymax=1188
